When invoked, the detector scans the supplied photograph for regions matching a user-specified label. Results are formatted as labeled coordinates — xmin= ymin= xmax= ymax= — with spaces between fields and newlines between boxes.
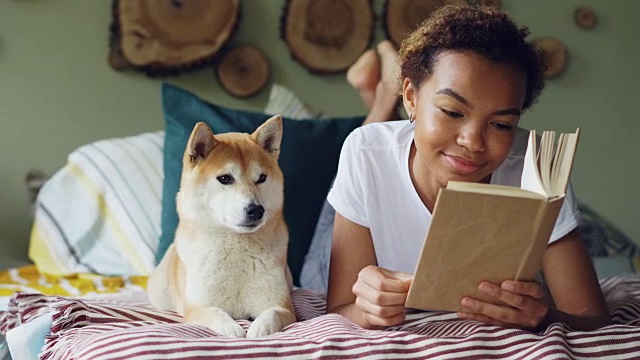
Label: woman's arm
xmin=541 ymin=228 xmax=611 ymax=330
xmin=326 ymin=213 xmax=412 ymax=329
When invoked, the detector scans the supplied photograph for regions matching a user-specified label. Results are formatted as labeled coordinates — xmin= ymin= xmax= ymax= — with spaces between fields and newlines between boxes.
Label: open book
xmin=405 ymin=129 xmax=580 ymax=312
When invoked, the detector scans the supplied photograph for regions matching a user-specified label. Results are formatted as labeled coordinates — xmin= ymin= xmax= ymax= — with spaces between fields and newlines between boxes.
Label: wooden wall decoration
xmin=108 ymin=0 xmax=240 ymax=77
xmin=574 ymin=6 xmax=598 ymax=30
xmin=217 ymin=45 xmax=271 ymax=98
xmin=280 ymin=0 xmax=375 ymax=74
xmin=533 ymin=37 xmax=568 ymax=79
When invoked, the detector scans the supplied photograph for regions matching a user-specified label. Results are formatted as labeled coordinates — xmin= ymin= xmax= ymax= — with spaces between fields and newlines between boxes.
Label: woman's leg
xmin=347 ymin=40 xmax=402 ymax=125
xmin=346 ymin=48 xmax=380 ymax=111
xmin=301 ymin=41 xmax=404 ymax=292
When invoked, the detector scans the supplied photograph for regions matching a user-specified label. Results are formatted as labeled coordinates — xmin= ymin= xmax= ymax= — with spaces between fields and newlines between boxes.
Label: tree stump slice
xmin=533 ymin=37 xmax=568 ymax=79
xmin=574 ymin=6 xmax=598 ymax=30
xmin=112 ymin=0 xmax=240 ymax=76
xmin=383 ymin=0 xmax=467 ymax=48
xmin=217 ymin=45 xmax=271 ymax=98
xmin=280 ymin=0 xmax=375 ymax=74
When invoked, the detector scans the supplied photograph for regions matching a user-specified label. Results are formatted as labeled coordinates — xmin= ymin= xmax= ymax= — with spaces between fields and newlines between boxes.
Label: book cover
xmin=405 ymin=129 xmax=580 ymax=312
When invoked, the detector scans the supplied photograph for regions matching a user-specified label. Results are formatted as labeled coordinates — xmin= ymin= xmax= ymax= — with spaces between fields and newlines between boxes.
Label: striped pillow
xmin=28 ymin=131 xmax=164 ymax=276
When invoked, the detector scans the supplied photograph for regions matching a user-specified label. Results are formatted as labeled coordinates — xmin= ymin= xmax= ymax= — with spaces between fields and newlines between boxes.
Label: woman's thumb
xmin=386 ymin=270 xmax=413 ymax=287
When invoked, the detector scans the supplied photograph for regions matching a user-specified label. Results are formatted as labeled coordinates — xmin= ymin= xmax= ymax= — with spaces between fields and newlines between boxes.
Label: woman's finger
xmin=460 ymin=297 xmax=519 ymax=324
xmin=359 ymin=266 xmax=412 ymax=293
xmin=478 ymin=282 xmax=533 ymax=310
xmin=355 ymin=296 xmax=407 ymax=319
xmin=353 ymin=278 xmax=408 ymax=306
xmin=460 ymin=296 xmax=544 ymax=329
xmin=501 ymin=280 xmax=544 ymax=299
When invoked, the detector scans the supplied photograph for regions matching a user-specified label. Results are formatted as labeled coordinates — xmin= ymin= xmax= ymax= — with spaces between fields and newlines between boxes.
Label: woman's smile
xmin=443 ymin=153 xmax=486 ymax=175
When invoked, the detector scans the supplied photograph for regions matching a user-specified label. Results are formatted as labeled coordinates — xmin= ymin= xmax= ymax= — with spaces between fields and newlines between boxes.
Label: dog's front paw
xmin=247 ymin=314 xmax=281 ymax=338
xmin=247 ymin=307 xmax=294 ymax=338
xmin=213 ymin=320 xmax=246 ymax=338
xmin=184 ymin=306 xmax=246 ymax=338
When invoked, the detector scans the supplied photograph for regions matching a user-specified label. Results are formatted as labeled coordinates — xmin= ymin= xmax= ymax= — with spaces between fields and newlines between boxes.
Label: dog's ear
xmin=186 ymin=122 xmax=217 ymax=164
xmin=252 ymin=115 xmax=283 ymax=158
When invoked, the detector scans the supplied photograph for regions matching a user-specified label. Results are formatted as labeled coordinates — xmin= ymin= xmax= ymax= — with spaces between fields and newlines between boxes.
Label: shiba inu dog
xmin=147 ymin=116 xmax=296 ymax=338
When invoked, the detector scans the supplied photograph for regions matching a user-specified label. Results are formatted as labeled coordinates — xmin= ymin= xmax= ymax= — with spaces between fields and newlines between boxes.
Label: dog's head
xmin=177 ymin=115 xmax=285 ymax=233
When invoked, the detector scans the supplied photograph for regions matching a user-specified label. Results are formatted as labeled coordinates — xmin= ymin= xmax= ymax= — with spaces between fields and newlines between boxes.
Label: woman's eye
xmin=257 ymin=174 xmax=267 ymax=184
xmin=216 ymin=175 xmax=234 ymax=185
xmin=441 ymin=109 xmax=463 ymax=118
xmin=491 ymin=122 xmax=514 ymax=131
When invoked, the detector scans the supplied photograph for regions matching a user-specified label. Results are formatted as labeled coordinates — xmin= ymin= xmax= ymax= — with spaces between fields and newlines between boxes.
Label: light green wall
xmin=1 ymin=0 xmax=639 ymax=266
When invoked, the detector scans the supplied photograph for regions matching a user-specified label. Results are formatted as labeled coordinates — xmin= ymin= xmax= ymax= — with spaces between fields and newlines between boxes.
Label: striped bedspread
xmin=1 ymin=276 xmax=639 ymax=359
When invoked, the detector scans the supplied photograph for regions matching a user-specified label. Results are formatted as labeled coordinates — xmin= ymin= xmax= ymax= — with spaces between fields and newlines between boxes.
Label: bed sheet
xmin=1 ymin=275 xmax=639 ymax=359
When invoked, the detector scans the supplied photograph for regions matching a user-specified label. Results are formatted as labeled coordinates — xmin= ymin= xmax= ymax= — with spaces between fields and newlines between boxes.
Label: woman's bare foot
xmin=376 ymin=40 xmax=401 ymax=99
xmin=361 ymin=41 xmax=402 ymax=125
xmin=347 ymin=49 xmax=380 ymax=111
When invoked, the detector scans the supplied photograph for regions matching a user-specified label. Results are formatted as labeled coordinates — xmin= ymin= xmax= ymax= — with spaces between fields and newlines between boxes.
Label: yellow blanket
xmin=0 ymin=265 xmax=147 ymax=298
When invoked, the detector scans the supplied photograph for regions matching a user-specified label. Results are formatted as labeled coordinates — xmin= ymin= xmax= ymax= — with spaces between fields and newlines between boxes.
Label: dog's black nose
xmin=245 ymin=203 xmax=265 ymax=221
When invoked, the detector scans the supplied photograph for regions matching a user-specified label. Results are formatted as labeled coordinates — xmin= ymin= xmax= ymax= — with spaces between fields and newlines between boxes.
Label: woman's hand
xmin=351 ymin=265 xmax=413 ymax=328
xmin=457 ymin=280 xmax=549 ymax=329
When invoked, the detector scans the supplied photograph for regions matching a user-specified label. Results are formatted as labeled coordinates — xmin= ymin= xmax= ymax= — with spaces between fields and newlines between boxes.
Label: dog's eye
xmin=256 ymin=174 xmax=267 ymax=184
xmin=216 ymin=175 xmax=234 ymax=185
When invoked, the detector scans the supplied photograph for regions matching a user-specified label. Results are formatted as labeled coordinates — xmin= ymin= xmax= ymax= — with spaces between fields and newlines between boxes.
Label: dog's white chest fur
xmin=177 ymin=226 xmax=289 ymax=320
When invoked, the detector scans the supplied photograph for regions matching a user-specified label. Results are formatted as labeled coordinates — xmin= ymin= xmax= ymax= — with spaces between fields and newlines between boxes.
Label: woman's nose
xmin=456 ymin=125 xmax=486 ymax=153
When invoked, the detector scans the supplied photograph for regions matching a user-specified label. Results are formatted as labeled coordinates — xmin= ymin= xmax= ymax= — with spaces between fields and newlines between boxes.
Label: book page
xmin=520 ymin=129 xmax=580 ymax=199
xmin=520 ymin=130 xmax=548 ymax=197
xmin=540 ymin=131 xmax=555 ymax=193
xmin=551 ymin=133 xmax=565 ymax=186
xmin=550 ymin=129 xmax=580 ymax=197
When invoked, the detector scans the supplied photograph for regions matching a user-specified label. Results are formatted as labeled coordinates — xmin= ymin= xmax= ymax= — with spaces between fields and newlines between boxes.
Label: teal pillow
xmin=158 ymin=83 xmax=363 ymax=286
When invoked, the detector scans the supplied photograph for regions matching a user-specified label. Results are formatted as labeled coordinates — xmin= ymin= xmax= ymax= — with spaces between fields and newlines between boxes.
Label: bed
xmin=2 ymin=83 xmax=640 ymax=359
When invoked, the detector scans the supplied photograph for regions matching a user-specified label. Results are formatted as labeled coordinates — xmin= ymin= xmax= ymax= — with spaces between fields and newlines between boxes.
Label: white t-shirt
xmin=327 ymin=121 xmax=580 ymax=274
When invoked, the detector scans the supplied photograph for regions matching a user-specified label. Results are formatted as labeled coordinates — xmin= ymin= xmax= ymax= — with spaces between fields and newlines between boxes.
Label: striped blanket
xmin=1 ymin=275 xmax=639 ymax=359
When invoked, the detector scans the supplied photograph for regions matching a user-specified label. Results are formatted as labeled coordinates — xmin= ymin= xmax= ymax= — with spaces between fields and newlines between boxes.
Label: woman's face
xmin=403 ymin=51 xmax=527 ymax=192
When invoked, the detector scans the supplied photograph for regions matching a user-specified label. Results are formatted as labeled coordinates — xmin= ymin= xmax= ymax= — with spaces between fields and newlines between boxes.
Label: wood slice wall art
xmin=574 ymin=6 xmax=597 ymax=30
xmin=533 ymin=37 xmax=568 ymax=79
xmin=217 ymin=45 xmax=271 ymax=98
xmin=280 ymin=0 xmax=375 ymax=74
xmin=383 ymin=0 xmax=501 ymax=48
xmin=108 ymin=0 xmax=240 ymax=77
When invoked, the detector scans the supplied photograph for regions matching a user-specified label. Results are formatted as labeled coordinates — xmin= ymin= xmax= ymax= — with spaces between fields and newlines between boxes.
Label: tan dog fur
xmin=147 ymin=116 xmax=295 ymax=338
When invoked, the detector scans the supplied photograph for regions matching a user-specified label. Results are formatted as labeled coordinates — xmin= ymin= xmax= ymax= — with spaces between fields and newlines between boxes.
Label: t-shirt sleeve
xmin=327 ymin=130 xmax=369 ymax=228
xmin=549 ymin=182 xmax=580 ymax=243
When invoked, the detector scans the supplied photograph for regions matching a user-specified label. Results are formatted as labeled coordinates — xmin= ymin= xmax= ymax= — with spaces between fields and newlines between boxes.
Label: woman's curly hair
xmin=398 ymin=5 xmax=545 ymax=110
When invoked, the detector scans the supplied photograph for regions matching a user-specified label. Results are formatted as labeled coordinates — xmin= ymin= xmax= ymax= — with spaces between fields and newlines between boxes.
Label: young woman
xmin=325 ymin=5 xmax=611 ymax=331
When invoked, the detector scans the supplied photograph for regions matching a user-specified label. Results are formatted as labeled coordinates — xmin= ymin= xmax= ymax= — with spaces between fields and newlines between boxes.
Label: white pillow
xmin=29 ymin=131 xmax=164 ymax=276
xmin=264 ymin=83 xmax=317 ymax=119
